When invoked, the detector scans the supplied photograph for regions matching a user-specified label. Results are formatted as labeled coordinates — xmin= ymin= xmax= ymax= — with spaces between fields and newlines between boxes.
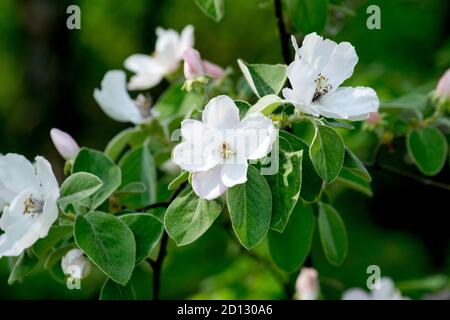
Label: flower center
xmin=23 ymin=196 xmax=43 ymax=216
xmin=135 ymin=94 xmax=153 ymax=118
xmin=219 ymin=142 xmax=234 ymax=159
xmin=312 ymin=74 xmax=332 ymax=102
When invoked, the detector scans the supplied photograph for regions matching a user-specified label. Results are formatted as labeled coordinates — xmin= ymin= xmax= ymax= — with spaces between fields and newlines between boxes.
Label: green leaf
xmin=381 ymin=93 xmax=427 ymax=115
xmin=119 ymin=213 xmax=163 ymax=264
xmin=343 ymin=147 xmax=371 ymax=182
xmin=318 ymin=203 xmax=348 ymax=266
xmin=168 ymin=171 xmax=189 ymax=191
xmin=406 ymin=126 xmax=448 ymax=176
xmin=74 ymin=211 xmax=135 ymax=285
xmin=116 ymin=182 xmax=147 ymax=195
xmin=234 ymin=100 xmax=251 ymax=119
xmin=286 ymin=0 xmax=329 ymax=34
xmin=280 ymin=131 xmax=323 ymax=202
xmin=105 ymin=127 xmax=144 ymax=163
xmin=309 ymin=125 xmax=345 ymax=183
xmin=58 ymin=172 xmax=103 ymax=210
xmin=8 ymin=250 xmax=40 ymax=285
xmin=165 ymin=187 xmax=224 ymax=246
xmin=267 ymin=136 xmax=303 ymax=232
xmin=100 ymin=278 xmax=137 ymax=300
xmin=238 ymin=59 xmax=287 ymax=98
xmin=153 ymin=84 xmax=203 ymax=120
xmin=32 ymin=225 xmax=73 ymax=259
xmin=336 ymin=168 xmax=373 ymax=197
xmin=268 ymin=201 xmax=315 ymax=273
xmin=119 ymin=142 xmax=157 ymax=208
xmin=73 ymin=148 xmax=121 ymax=210
xmin=194 ymin=0 xmax=224 ymax=22
xmin=227 ymin=166 xmax=272 ymax=249
xmin=248 ymin=94 xmax=283 ymax=116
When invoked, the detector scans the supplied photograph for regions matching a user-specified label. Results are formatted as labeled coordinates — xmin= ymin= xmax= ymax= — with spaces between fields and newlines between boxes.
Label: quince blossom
xmin=183 ymin=48 xmax=224 ymax=80
xmin=94 ymin=70 xmax=154 ymax=125
xmin=61 ymin=248 xmax=92 ymax=280
xmin=50 ymin=128 xmax=80 ymax=160
xmin=172 ymin=95 xmax=276 ymax=200
xmin=0 ymin=154 xmax=59 ymax=257
xmin=342 ymin=277 xmax=410 ymax=300
xmin=125 ymin=25 xmax=194 ymax=90
xmin=283 ymin=33 xmax=379 ymax=120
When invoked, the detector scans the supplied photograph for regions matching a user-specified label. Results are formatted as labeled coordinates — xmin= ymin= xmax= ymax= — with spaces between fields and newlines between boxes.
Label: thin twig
xmin=274 ymin=0 xmax=291 ymax=64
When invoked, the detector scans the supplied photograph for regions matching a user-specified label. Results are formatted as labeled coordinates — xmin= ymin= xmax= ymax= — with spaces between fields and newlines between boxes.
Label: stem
xmin=143 ymin=183 xmax=186 ymax=299
xmin=274 ymin=0 xmax=291 ymax=64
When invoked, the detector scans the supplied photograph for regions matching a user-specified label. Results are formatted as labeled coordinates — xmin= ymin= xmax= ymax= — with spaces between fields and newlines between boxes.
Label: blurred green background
xmin=0 ymin=0 xmax=449 ymax=299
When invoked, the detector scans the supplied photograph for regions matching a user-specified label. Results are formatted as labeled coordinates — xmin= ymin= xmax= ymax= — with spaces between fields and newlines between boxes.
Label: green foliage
xmin=72 ymin=148 xmax=122 ymax=211
xmin=227 ymin=166 xmax=272 ymax=250
xmin=168 ymin=171 xmax=189 ymax=191
xmin=194 ymin=0 xmax=224 ymax=22
xmin=286 ymin=0 xmax=328 ymax=34
xmin=406 ymin=126 xmax=448 ymax=176
xmin=100 ymin=278 xmax=137 ymax=300
xmin=32 ymin=226 xmax=73 ymax=260
xmin=268 ymin=201 xmax=315 ymax=273
xmin=266 ymin=134 xmax=303 ymax=232
xmin=238 ymin=59 xmax=287 ymax=98
xmin=165 ymin=187 xmax=224 ymax=246
xmin=8 ymin=250 xmax=40 ymax=285
xmin=309 ymin=124 xmax=345 ymax=183
xmin=318 ymin=203 xmax=348 ymax=266
xmin=74 ymin=211 xmax=135 ymax=285
xmin=58 ymin=172 xmax=103 ymax=211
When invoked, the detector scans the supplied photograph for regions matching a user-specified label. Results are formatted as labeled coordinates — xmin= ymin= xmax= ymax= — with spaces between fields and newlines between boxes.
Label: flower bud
xmin=50 ymin=128 xmax=80 ymax=160
xmin=203 ymin=60 xmax=225 ymax=79
xmin=295 ymin=267 xmax=319 ymax=300
xmin=436 ymin=69 xmax=450 ymax=101
xmin=367 ymin=112 xmax=381 ymax=125
xmin=183 ymin=48 xmax=204 ymax=80
xmin=61 ymin=249 xmax=91 ymax=280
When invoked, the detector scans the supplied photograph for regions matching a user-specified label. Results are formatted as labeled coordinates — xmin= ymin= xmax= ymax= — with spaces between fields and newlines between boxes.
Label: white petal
xmin=35 ymin=157 xmax=59 ymax=198
xmin=221 ymin=163 xmax=248 ymax=188
xmin=284 ymin=59 xmax=317 ymax=106
xmin=318 ymin=86 xmax=379 ymax=120
xmin=93 ymin=70 xmax=145 ymax=124
xmin=0 ymin=154 xmax=39 ymax=204
xmin=291 ymin=35 xmax=300 ymax=60
xmin=299 ymin=32 xmax=337 ymax=74
xmin=202 ymin=95 xmax=240 ymax=133
xmin=192 ymin=165 xmax=227 ymax=200
xmin=321 ymin=41 xmax=358 ymax=91
xmin=371 ymin=277 xmax=396 ymax=300
xmin=50 ymin=128 xmax=80 ymax=160
xmin=172 ymin=141 xmax=219 ymax=173
xmin=179 ymin=25 xmax=195 ymax=58
xmin=36 ymin=194 xmax=58 ymax=238
xmin=282 ymin=88 xmax=320 ymax=117
xmin=154 ymin=28 xmax=181 ymax=72
xmin=342 ymin=289 xmax=371 ymax=300
xmin=233 ymin=113 xmax=276 ymax=160
xmin=124 ymin=54 xmax=165 ymax=90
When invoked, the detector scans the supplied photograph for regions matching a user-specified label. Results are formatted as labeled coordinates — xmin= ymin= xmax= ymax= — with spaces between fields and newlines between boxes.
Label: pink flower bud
xmin=50 ymin=128 xmax=80 ymax=160
xmin=203 ymin=60 xmax=225 ymax=79
xmin=183 ymin=48 xmax=204 ymax=80
xmin=295 ymin=268 xmax=319 ymax=300
xmin=436 ymin=69 xmax=450 ymax=100
xmin=367 ymin=112 xmax=381 ymax=125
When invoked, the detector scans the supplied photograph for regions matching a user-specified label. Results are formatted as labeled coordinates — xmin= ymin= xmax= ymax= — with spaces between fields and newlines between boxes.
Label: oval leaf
xmin=73 ymin=148 xmax=121 ymax=210
xmin=407 ymin=126 xmax=448 ymax=176
xmin=100 ymin=278 xmax=137 ymax=300
xmin=74 ymin=211 xmax=135 ymax=285
xmin=227 ymin=166 xmax=272 ymax=249
xmin=165 ymin=187 xmax=224 ymax=246
xmin=58 ymin=172 xmax=103 ymax=210
xmin=309 ymin=125 xmax=345 ymax=183
xmin=238 ymin=59 xmax=287 ymax=98
xmin=194 ymin=0 xmax=224 ymax=22
xmin=267 ymin=136 xmax=303 ymax=232
xmin=268 ymin=201 xmax=315 ymax=273
xmin=318 ymin=203 xmax=348 ymax=266
xmin=120 ymin=213 xmax=163 ymax=264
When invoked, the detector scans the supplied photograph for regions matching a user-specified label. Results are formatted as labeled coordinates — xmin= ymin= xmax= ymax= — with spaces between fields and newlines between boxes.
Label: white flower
xmin=283 ymin=33 xmax=379 ymax=121
xmin=295 ymin=267 xmax=320 ymax=300
xmin=61 ymin=248 xmax=92 ymax=280
xmin=172 ymin=95 xmax=276 ymax=200
xmin=0 ymin=154 xmax=59 ymax=258
xmin=436 ymin=68 xmax=450 ymax=101
xmin=124 ymin=25 xmax=194 ymax=90
xmin=50 ymin=128 xmax=80 ymax=160
xmin=342 ymin=277 xmax=410 ymax=300
xmin=94 ymin=70 xmax=154 ymax=125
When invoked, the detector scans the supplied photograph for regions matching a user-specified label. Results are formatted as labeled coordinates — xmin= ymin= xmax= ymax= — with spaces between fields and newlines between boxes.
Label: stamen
xmin=312 ymin=74 xmax=332 ymax=102
xmin=219 ymin=142 xmax=234 ymax=159
xmin=23 ymin=196 xmax=43 ymax=215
